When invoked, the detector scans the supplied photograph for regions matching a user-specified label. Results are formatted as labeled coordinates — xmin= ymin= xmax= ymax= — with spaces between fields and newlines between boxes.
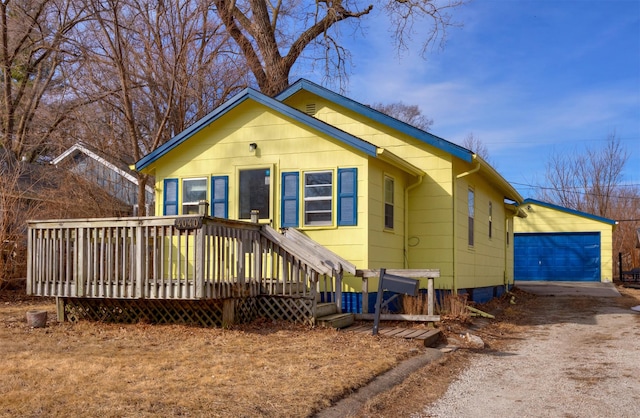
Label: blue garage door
xmin=514 ymin=232 xmax=601 ymax=281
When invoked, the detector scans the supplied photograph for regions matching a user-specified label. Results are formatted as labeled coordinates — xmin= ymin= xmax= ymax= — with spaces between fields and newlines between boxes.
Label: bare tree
xmin=0 ymin=0 xmax=87 ymax=165
xmin=461 ymin=133 xmax=491 ymax=164
xmin=609 ymin=186 xmax=640 ymax=273
xmin=540 ymin=133 xmax=629 ymax=217
xmin=212 ymin=0 xmax=466 ymax=96
xmin=539 ymin=132 xmax=640 ymax=275
xmin=0 ymin=158 xmax=40 ymax=285
xmin=372 ymin=101 xmax=433 ymax=131
xmin=75 ymin=0 xmax=248 ymax=215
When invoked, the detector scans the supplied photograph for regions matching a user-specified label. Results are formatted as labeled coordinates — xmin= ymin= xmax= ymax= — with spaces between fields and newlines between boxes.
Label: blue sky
xmin=297 ymin=0 xmax=640 ymax=198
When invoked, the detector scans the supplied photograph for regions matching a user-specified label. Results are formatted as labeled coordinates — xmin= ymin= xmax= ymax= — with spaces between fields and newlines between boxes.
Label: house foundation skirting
xmin=57 ymin=296 xmax=316 ymax=327
xmin=457 ymin=284 xmax=511 ymax=304
xmin=336 ymin=285 xmax=512 ymax=314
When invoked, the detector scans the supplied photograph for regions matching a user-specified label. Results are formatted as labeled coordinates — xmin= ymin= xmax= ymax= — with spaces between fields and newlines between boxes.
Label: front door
xmin=239 ymin=168 xmax=271 ymax=220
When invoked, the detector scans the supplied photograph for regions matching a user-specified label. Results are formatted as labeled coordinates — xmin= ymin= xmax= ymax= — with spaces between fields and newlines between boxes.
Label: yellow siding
xmin=406 ymin=169 xmax=456 ymax=290
xmin=284 ymin=92 xmax=461 ymax=289
xmin=143 ymin=89 xmax=520 ymax=296
xmin=147 ymin=100 xmax=379 ymax=286
xmin=285 ymin=91 xmax=519 ymax=292
xmin=367 ymin=158 xmax=407 ymax=269
xmin=514 ymin=202 xmax=615 ymax=282
xmin=453 ymin=159 xmax=510 ymax=291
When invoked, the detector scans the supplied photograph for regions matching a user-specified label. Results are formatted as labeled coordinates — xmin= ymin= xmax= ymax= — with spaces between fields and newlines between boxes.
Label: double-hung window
xmin=384 ymin=176 xmax=394 ymax=229
xmin=284 ymin=168 xmax=356 ymax=228
xmin=304 ymin=171 xmax=333 ymax=226
xmin=468 ymin=188 xmax=475 ymax=246
xmin=182 ymin=178 xmax=207 ymax=214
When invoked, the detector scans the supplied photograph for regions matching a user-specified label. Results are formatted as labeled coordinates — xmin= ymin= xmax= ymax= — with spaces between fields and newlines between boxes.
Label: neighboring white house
xmin=52 ymin=142 xmax=155 ymax=215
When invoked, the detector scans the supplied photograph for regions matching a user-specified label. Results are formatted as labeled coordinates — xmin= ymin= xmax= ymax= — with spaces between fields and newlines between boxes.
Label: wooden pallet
xmin=344 ymin=324 xmax=442 ymax=347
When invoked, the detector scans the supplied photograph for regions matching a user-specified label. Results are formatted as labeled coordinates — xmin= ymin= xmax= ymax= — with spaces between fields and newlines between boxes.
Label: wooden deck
xmin=26 ymin=216 xmax=354 ymax=325
xmin=26 ymin=215 xmax=440 ymax=327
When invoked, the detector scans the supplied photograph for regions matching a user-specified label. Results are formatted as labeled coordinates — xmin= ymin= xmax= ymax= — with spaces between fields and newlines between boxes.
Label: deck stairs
xmin=316 ymin=302 xmax=354 ymax=329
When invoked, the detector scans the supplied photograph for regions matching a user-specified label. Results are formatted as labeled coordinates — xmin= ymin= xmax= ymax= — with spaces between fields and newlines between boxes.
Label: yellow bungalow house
xmin=513 ymin=199 xmax=617 ymax=282
xmin=135 ymin=79 xmax=525 ymax=309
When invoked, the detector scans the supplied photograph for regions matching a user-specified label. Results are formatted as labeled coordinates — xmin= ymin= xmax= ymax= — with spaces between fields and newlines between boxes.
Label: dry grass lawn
xmin=0 ymin=291 xmax=423 ymax=417
xmin=4 ymin=285 xmax=638 ymax=417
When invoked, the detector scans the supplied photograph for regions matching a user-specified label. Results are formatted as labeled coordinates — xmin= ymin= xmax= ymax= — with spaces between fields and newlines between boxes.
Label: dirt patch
xmin=339 ymin=285 xmax=640 ymax=417
xmin=418 ymin=285 xmax=640 ymax=417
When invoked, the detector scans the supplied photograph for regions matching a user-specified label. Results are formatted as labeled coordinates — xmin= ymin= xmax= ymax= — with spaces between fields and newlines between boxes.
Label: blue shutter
xmin=338 ymin=168 xmax=357 ymax=226
xmin=163 ymin=178 xmax=178 ymax=215
xmin=281 ymin=172 xmax=299 ymax=227
xmin=211 ymin=176 xmax=228 ymax=218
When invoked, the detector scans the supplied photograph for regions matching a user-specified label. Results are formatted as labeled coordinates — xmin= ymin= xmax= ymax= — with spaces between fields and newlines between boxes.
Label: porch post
xmin=56 ymin=297 xmax=66 ymax=322
xmin=76 ymin=228 xmax=86 ymax=297
xmin=135 ymin=225 xmax=145 ymax=299
xmin=428 ymin=277 xmax=435 ymax=317
xmin=361 ymin=277 xmax=369 ymax=314
xmin=26 ymin=226 xmax=33 ymax=295
xmin=334 ymin=267 xmax=343 ymax=313
xmin=195 ymin=224 xmax=205 ymax=298
xmin=222 ymin=299 xmax=235 ymax=327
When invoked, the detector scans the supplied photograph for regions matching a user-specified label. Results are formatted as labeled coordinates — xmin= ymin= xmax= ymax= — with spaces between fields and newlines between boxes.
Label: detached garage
xmin=514 ymin=199 xmax=617 ymax=282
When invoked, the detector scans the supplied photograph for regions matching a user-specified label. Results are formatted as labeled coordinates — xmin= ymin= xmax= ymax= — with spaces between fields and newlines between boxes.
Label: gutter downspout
xmin=404 ymin=174 xmax=424 ymax=268
xmin=503 ymin=205 xmax=518 ymax=291
xmin=452 ymin=155 xmax=481 ymax=295
xmin=456 ymin=159 xmax=481 ymax=179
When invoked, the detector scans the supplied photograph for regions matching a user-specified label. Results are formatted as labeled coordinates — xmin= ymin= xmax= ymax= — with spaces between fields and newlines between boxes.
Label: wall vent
xmin=304 ymin=103 xmax=316 ymax=116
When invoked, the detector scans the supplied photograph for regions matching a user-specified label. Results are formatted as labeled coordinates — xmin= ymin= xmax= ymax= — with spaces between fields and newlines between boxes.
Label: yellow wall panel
xmin=151 ymin=99 xmax=375 ymax=274
xmin=452 ymin=158 xmax=511 ymax=291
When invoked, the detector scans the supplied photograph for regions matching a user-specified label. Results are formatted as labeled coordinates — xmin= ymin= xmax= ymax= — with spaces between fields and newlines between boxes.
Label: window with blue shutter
xmin=211 ymin=176 xmax=228 ymax=218
xmin=281 ymin=172 xmax=299 ymax=227
xmin=338 ymin=168 xmax=357 ymax=226
xmin=163 ymin=178 xmax=178 ymax=215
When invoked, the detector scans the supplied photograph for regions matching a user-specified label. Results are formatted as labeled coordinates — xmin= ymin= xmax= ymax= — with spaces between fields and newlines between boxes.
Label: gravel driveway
xmin=422 ymin=284 xmax=640 ymax=418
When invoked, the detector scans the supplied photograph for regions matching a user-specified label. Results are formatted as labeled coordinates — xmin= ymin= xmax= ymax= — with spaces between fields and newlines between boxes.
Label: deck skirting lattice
xmin=59 ymin=296 xmax=315 ymax=327
xmin=62 ymin=298 xmax=232 ymax=327
xmin=257 ymin=296 xmax=315 ymax=326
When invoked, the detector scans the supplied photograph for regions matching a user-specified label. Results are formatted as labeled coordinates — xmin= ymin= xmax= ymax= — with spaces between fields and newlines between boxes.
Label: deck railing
xmin=26 ymin=216 xmax=333 ymax=301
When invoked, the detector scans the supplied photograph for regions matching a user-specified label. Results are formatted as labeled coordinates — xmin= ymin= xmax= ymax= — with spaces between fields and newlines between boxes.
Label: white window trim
xmin=303 ymin=170 xmax=333 ymax=226
xmin=182 ymin=177 xmax=207 ymax=214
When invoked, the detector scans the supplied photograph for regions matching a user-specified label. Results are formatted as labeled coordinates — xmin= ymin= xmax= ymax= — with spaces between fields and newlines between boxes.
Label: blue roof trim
xmin=277 ymin=79 xmax=474 ymax=163
xmin=136 ymin=87 xmax=377 ymax=171
xmin=521 ymin=198 xmax=617 ymax=225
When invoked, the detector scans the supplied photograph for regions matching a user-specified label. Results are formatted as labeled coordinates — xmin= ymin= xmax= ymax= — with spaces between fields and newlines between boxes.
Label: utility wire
xmin=510 ymin=181 xmax=640 ymax=201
